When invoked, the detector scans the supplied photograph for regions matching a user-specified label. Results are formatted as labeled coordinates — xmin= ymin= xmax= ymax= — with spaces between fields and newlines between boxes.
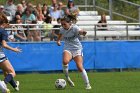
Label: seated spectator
xmin=57 ymin=2 xmax=65 ymax=18
xmin=26 ymin=2 xmax=38 ymax=16
xmin=49 ymin=0 xmax=57 ymax=12
xmin=14 ymin=4 xmax=24 ymax=23
xmin=27 ymin=20 xmax=41 ymax=41
xmin=50 ymin=4 xmax=61 ymax=21
xmin=22 ymin=8 xmax=36 ymax=24
xmin=21 ymin=0 xmax=27 ymax=11
xmin=0 ymin=5 xmax=4 ymax=12
xmin=14 ymin=19 xmax=27 ymax=42
xmin=65 ymin=0 xmax=80 ymax=23
xmin=42 ymin=4 xmax=50 ymax=20
xmin=97 ymin=13 xmax=108 ymax=30
xmin=42 ymin=16 xmax=53 ymax=41
xmin=4 ymin=0 xmax=16 ymax=21
xmin=50 ymin=18 xmax=61 ymax=41
xmin=36 ymin=4 xmax=45 ymax=22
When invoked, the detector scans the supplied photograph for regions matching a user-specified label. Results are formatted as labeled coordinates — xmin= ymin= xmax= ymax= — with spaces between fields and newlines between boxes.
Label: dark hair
xmin=45 ymin=16 xmax=52 ymax=23
xmin=67 ymin=1 xmax=74 ymax=9
xmin=0 ymin=12 xmax=9 ymax=25
xmin=61 ymin=15 xmax=77 ymax=23
xmin=43 ymin=3 xmax=47 ymax=7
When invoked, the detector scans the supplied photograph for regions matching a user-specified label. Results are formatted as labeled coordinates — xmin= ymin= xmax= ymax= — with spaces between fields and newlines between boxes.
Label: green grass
xmin=1 ymin=71 xmax=140 ymax=93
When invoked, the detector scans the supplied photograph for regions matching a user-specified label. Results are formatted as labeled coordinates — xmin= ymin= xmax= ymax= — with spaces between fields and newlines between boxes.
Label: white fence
xmin=6 ymin=23 xmax=140 ymax=41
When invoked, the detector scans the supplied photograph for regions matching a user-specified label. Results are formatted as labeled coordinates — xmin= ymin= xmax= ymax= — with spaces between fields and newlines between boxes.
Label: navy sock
xmin=4 ymin=74 xmax=13 ymax=84
xmin=9 ymin=79 xmax=17 ymax=88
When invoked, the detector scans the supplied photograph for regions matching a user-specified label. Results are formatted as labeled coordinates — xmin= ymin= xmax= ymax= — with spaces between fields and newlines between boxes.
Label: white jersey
xmin=60 ymin=25 xmax=82 ymax=50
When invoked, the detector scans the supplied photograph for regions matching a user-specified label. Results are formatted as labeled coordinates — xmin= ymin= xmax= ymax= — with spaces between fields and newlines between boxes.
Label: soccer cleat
xmin=2 ymin=89 xmax=10 ymax=93
xmin=66 ymin=77 xmax=75 ymax=87
xmin=85 ymin=84 xmax=92 ymax=90
xmin=15 ymin=81 xmax=19 ymax=91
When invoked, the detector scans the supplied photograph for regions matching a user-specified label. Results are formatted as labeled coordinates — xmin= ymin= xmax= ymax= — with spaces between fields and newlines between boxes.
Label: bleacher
xmin=76 ymin=11 xmax=140 ymax=40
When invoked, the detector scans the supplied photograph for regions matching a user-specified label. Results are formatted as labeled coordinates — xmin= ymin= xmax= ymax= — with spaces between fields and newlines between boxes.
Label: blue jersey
xmin=0 ymin=28 xmax=8 ymax=62
xmin=0 ymin=28 xmax=8 ymax=50
xmin=60 ymin=25 xmax=82 ymax=50
xmin=0 ymin=28 xmax=8 ymax=42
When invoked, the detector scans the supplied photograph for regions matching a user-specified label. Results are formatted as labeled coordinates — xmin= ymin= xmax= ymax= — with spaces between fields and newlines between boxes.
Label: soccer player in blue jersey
xmin=0 ymin=12 xmax=21 ymax=92
xmin=56 ymin=15 xmax=92 ymax=89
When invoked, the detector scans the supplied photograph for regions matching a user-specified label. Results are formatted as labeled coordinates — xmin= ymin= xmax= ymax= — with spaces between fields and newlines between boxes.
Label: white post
xmin=85 ymin=0 xmax=88 ymax=11
xmin=93 ymin=0 xmax=96 ymax=11
xmin=109 ymin=0 xmax=113 ymax=20
xmin=139 ymin=7 xmax=140 ymax=23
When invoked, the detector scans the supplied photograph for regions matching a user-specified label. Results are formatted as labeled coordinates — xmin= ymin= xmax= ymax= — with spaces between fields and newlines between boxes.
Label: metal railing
xmin=6 ymin=23 xmax=140 ymax=42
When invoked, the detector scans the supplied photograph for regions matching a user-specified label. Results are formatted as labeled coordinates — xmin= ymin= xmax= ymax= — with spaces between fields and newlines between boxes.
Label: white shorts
xmin=0 ymin=52 xmax=8 ymax=63
xmin=64 ymin=49 xmax=83 ymax=58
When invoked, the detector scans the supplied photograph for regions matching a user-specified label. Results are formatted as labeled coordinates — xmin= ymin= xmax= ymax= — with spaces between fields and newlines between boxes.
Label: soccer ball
xmin=55 ymin=79 xmax=66 ymax=89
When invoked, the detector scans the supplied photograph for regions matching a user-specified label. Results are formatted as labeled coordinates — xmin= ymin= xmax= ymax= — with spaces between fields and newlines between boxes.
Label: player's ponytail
xmin=0 ymin=12 xmax=9 ymax=25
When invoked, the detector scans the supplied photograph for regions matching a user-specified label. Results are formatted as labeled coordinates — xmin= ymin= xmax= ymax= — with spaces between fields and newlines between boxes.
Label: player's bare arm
xmin=2 ymin=40 xmax=22 ymax=52
xmin=57 ymin=34 xmax=62 ymax=46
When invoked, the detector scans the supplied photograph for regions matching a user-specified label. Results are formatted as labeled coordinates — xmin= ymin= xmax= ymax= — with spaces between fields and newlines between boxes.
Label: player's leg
xmin=62 ymin=50 xmax=75 ymax=87
xmin=73 ymin=55 xmax=91 ymax=89
xmin=0 ymin=60 xmax=19 ymax=91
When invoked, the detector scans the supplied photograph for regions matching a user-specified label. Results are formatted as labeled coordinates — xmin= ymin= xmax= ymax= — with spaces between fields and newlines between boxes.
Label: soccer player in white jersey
xmin=0 ymin=12 xmax=21 ymax=92
xmin=56 ymin=15 xmax=92 ymax=89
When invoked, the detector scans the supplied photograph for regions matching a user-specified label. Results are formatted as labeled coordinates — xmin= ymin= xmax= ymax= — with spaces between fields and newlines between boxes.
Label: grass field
xmin=1 ymin=71 xmax=140 ymax=93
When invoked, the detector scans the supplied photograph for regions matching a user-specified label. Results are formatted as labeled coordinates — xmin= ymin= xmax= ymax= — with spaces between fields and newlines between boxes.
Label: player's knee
xmin=63 ymin=60 xmax=69 ymax=65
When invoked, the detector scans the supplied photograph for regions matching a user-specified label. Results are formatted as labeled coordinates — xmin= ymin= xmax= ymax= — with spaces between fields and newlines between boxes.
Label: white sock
xmin=0 ymin=80 xmax=6 ymax=91
xmin=81 ymin=69 xmax=90 ymax=85
xmin=63 ymin=64 xmax=69 ymax=78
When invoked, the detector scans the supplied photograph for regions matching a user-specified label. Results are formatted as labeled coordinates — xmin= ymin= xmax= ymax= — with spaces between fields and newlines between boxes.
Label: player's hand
xmin=57 ymin=41 xmax=61 ymax=46
xmin=14 ymin=47 xmax=22 ymax=53
xmin=83 ymin=31 xmax=87 ymax=36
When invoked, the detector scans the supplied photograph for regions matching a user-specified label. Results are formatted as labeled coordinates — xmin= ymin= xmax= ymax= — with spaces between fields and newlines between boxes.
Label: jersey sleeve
xmin=59 ymin=27 xmax=64 ymax=35
xmin=73 ymin=25 xmax=81 ymax=36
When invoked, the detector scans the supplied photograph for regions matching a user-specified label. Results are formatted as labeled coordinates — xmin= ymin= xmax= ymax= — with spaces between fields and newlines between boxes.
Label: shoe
xmin=85 ymin=84 xmax=92 ymax=90
xmin=66 ymin=77 xmax=75 ymax=87
xmin=3 ymin=89 xmax=10 ymax=93
xmin=15 ymin=81 xmax=19 ymax=91
xmin=0 ymin=81 xmax=10 ymax=93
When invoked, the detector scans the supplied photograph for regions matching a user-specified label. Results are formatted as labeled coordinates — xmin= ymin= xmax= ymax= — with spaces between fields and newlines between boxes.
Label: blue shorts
xmin=0 ymin=52 xmax=8 ymax=63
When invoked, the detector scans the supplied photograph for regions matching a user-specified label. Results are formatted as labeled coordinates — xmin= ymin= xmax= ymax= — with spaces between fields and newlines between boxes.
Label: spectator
xmin=97 ymin=13 xmax=110 ymax=40
xmin=27 ymin=20 xmax=41 ymax=41
xmin=14 ymin=19 xmax=27 ymax=42
xmin=42 ymin=16 xmax=53 ymax=41
xmin=97 ymin=13 xmax=108 ymax=30
xmin=65 ymin=0 xmax=79 ymax=23
xmin=0 ymin=5 xmax=4 ymax=12
xmin=26 ymin=2 xmax=37 ymax=16
xmin=49 ymin=0 xmax=57 ymax=12
xmin=50 ymin=4 xmax=61 ymax=21
xmin=36 ymin=4 xmax=45 ymax=22
xmin=51 ymin=18 xmax=61 ymax=41
xmin=21 ymin=0 xmax=27 ymax=11
xmin=65 ymin=0 xmax=80 ymax=16
xmin=57 ymin=2 xmax=65 ymax=18
xmin=14 ymin=4 xmax=24 ymax=23
xmin=21 ymin=8 xmax=36 ymax=24
xmin=42 ymin=4 xmax=50 ymax=21
xmin=4 ymin=0 xmax=16 ymax=20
